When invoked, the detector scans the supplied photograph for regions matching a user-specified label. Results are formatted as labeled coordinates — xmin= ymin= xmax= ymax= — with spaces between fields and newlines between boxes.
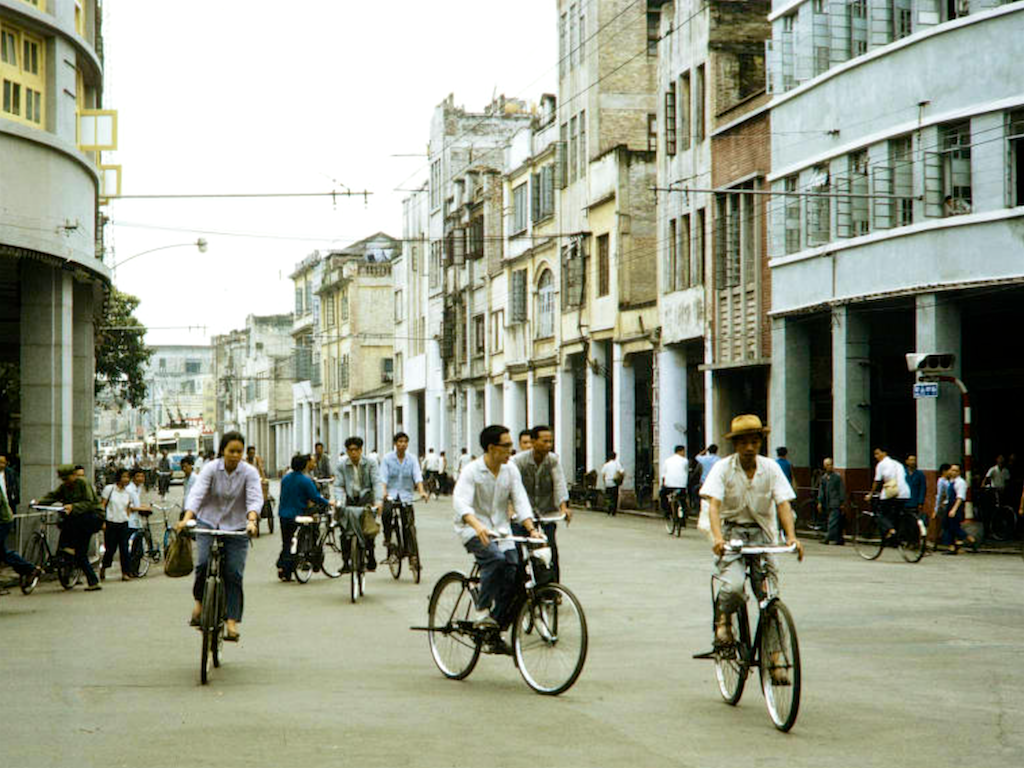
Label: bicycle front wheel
xmin=321 ymin=533 xmax=344 ymax=578
xmin=163 ymin=528 xmax=176 ymax=558
xmin=349 ymin=536 xmax=361 ymax=603
xmin=200 ymin=577 xmax=218 ymax=684
xmin=759 ymin=600 xmax=802 ymax=732
xmin=20 ymin=534 xmax=44 ymax=594
xmin=57 ymin=553 xmax=79 ymax=590
xmin=898 ymin=515 xmax=926 ymax=563
xmin=294 ymin=529 xmax=313 ymax=583
xmin=407 ymin=524 xmax=421 ymax=584
xmin=989 ymin=506 xmax=1016 ymax=542
xmin=387 ymin=519 xmax=403 ymax=580
xmin=427 ymin=571 xmax=481 ymax=680
xmin=854 ymin=510 xmax=884 ymax=561
xmin=664 ymin=504 xmax=675 ymax=535
xmin=513 ymin=583 xmax=588 ymax=695
xmin=130 ymin=533 xmax=150 ymax=577
xmin=714 ymin=603 xmax=749 ymax=705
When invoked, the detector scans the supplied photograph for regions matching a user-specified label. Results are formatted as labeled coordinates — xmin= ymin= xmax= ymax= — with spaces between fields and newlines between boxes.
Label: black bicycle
xmin=414 ymin=526 xmax=588 ymax=695
xmin=664 ymin=489 xmax=688 ymax=537
xmin=127 ymin=508 xmax=162 ymax=577
xmin=854 ymin=493 xmax=926 ymax=562
xmin=186 ymin=522 xmax=250 ymax=685
xmin=694 ymin=540 xmax=802 ymax=732
xmin=19 ymin=504 xmax=81 ymax=592
xmin=335 ymin=504 xmax=370 ymax=603
xmin=154 ymin=502 xmax=182 ymax=559
xmin=290 ymin=507 xmax=345 ymax=583
xmin=977 ymin=487 xmax=1016 ymax=543
xmin=383 ymin=496 xmax=421 ymax=583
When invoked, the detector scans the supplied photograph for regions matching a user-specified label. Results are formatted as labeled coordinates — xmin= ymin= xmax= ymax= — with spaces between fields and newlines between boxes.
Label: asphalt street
xmin=2 ymin=481 xmax=1022 ymax=768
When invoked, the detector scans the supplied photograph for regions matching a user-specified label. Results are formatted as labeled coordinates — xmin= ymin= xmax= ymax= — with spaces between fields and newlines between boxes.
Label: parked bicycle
xmin=154 ymin=502 xmax=182 ymax=558
xmin=290 ymin=505 xmax=345 ymax=583
xmin=414 ymin=525 xmax=588 ymax=695
xmin=976 ymin=487 xmax=1016 ymax=543
xmin=127 ymin=507 xmax=162 ymax=577
xmin=19 ymin=504 xmax=82 ymax=593
xmin=185 ymin=521 xmax=250 ymax=685
xmin=693 ymin=540 xmax=802 ymax=732
xmin=383 ymin=496 xmax=421 ymax=583
xmin=853 ymin=493 xmax=926 ymax=562
xmin=664 ymin=488 xmax=688 ymax=537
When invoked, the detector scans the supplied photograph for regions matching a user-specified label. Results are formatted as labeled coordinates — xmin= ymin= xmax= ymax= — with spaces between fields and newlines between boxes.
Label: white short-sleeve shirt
xmin=102 ymin=484 xmax=131 ymax=524
xmin=700 ymin=454 xmax=796 ymax=540
xmin=873 ymin=456 xmax=910 ymax=499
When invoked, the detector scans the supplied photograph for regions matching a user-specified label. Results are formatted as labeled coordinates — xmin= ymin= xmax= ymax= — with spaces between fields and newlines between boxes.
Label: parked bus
xmin=155 ymin=427 xmax=201 ymax=480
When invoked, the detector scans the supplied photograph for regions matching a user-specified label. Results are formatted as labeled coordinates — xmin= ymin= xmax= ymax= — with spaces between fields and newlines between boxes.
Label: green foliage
xmin=95 ymin=289 xmax=153 ymax=408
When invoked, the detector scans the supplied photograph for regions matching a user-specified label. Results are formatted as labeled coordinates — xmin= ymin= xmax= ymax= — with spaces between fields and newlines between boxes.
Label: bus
xmin=156 ymin=427 xmax=202 ymax=480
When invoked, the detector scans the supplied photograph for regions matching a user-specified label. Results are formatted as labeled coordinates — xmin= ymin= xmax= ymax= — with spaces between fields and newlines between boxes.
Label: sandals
xmin=224 ymin=631 xmax=240 ymax=643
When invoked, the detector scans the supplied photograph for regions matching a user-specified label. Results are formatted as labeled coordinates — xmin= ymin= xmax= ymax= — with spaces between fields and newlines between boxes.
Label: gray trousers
xmin=714 ymin=523 xmax=778 ymax=615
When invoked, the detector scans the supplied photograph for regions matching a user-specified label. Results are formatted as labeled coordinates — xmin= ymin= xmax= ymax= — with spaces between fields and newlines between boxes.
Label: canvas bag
xmin=164 ymin=533 xmax=193 ymax=577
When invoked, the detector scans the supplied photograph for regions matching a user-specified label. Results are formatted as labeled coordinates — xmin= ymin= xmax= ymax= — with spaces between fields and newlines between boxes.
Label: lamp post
xmin=111 ymin=238 xmax=208 ymax=274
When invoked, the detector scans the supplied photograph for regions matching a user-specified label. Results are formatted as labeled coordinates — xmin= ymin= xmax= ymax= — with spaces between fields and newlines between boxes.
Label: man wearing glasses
xmin=453 ymin=424 xmax=541 ymax=629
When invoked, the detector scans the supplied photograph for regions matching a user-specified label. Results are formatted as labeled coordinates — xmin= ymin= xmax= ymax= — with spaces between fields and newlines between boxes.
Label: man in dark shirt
xmin=776 ymin=447 xmax=794 ymax=488
xmin=817 ymin=457 xmax=846 ymax=545
xmin=904 ymin=454 xmax=927 ymax=528
xmin=37 ymin=464 xmax=105 ymax=590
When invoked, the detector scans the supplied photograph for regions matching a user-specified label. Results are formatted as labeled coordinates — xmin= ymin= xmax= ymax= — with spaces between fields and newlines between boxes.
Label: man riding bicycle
xmin=333 ymin=436 xmax=383 ymax=572
xmin=700 ymin=415 xmax=803 ymax=649
xmin=453 ymin=425 xmax=542 ymax=630
xmin=380 ymin=432 xmax=426 ymax=560
xmin=512 ymin=424 xmax=570 ymax=582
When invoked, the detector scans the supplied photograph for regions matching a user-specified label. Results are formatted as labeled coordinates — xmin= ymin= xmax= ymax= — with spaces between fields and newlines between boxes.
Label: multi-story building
xmin=1 ymin=0 xmax=117 ymax=495
xmin=766 ymin=0 xmax=1024 ymax=494
xmin=290 ymin=252 xmax=323 ymax=457
xmin=318 ymin=233 xmax=400 ymax=454
xmin=428 ymin=94 xmax=533 ymax=457
xmin=141 ymin=345 xmax=215 ymax=435
xmin=554 ymin=0 xmax=658 ymax=500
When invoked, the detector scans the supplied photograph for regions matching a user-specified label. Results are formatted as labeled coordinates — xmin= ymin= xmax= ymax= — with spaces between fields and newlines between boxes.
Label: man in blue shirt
xmin=696 ymin=444 xmax=720 ymax=484
xmin=776 ymin=447 xmax=794 ymax=488
xmin=380 ymin=432 xmax=426 ymax=571
xmin=277 ymin=453 xmax=330 ymax=580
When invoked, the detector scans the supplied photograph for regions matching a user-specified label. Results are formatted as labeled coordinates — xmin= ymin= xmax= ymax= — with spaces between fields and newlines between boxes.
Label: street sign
xmin=913 ymin=383 xmax=939 ymax=399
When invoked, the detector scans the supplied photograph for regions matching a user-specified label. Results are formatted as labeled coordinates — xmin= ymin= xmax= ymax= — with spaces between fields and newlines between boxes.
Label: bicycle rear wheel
xmin=294 ymin=528 xmax=313 ymax=583
xmin=321 ymin=532 xmax=344 ymax=578
xmin=714 ymin=603 xmax=749 ymax=706
xmin=349 ymin=536 xmax=361 ymax=603
xmin=989 ymin=506 xmax=1016 ymax=542
xmin=664 ymin=503 xmax=675 ymax=535
xmin=200 ymin=577 xmax=217 ymax=684
xmin=387 ymin=516 xmax=403 ymax=580
xmin=514 ymin=583 xmax=588 ymax=695
xmin=130 ymin=532 xmax=150 ymax=577
xmin=20 ymin=534 xmax=44 ymax=594
xmin=759 ymin=600 xmax=801 ymax=732
xmin=898 ymin=515 xmax=926 ymax=563
xmin=211 ymin=581 xmax=225 ymax=669
xmin=427 ymin=571 xmax=481 ymax=680
xmin=407 ymin=523 xmax=421 ymax=584
xmin=57 ymin=552 xmax=79 ymax=590
xmin=854 ymin=510 xmax=884 ymax=560
xmin=163 ymin=528 xmax=176 ymax=558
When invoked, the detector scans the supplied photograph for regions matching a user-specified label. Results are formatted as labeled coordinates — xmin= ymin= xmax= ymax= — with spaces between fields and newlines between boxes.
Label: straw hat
xmin=724 ymin=414 xmax=770 ymax=439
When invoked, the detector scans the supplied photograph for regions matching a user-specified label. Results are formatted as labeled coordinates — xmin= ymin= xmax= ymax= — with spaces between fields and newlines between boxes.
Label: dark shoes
xmin=366 ymin=550 xmax=377 ymax=572
xmin=224 ymin=631 xmax=240 ymax=643
xmin=85 ymin=583 xmax=102 ymax=591
xmin=341 ymin=561 xmax=352 ymax=574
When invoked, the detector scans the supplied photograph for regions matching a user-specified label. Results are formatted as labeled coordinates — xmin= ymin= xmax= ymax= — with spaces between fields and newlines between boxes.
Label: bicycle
xmin=154 ymin=502 xmax=182 ymax=558
xmin=252 ymin=493 xmax=276 ymax=538
xmin=290 ymin=505 xmax=346 ymax=583
xmin=693 ymin=540 xmax=802 ymax=732
xmin=127 ymin=508 xmax=162 ymax=577
xmin=335 ymin=504 xmax=370 ymax=603
xmin=383 ymin=496 xmax=421 ymax=583
xmin=664 ymin=489 xmax=688 ymax=537
xmin=423 ymin=472 xmax=440 ymax=501
xmin=853 ymin=493 xmax=926 ymax=563
xmin=977 ymin=487 xmax=1016 ymax=543
xmin=185 ymin=521 xmax=250 ymax=685
xmin=413 ymin=522 xmax=588 ymax=695
xmin=19 ymin=505 xmax=82 ymax=593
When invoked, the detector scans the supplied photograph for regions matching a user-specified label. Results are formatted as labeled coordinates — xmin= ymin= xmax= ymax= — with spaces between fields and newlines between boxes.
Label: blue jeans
xmin=0 ymin=520 xmax=35 ymax=576
xmin=465 ymin=538 xmax=519 ymax=624
xmin=192 ymin=523 xmax=249 ymax=622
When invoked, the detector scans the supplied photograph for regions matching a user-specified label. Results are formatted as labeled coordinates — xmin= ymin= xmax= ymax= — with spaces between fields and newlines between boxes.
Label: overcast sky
xmin=102 ymin=0 xmax=558 ymax=347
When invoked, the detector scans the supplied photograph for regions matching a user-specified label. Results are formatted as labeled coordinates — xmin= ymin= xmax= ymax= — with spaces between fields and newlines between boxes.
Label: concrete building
xmin=289 ymin=252 xmax=322 ymax=459
xmin=140 ymin=345 xmax=214 ymax=435
xmin=765 ymin=1 xmax=1024 ymax=497
xmin=318 ymin=233 xmax=399 ymax=456
xmin=1 ymin=0 xmax=114 ymax=498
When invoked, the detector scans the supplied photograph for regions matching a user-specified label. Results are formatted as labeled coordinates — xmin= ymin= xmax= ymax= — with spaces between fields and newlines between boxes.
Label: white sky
xmin=102 ymin=0 xmax=557 ymax=347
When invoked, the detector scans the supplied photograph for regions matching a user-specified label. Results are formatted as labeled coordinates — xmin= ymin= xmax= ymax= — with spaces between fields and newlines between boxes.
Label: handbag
xmin=360 ymin=507 xmax=381 ymax=537
xmin=164 ymin=532 xmax=194 ymax=577
xmin=881 ymin=476 xmax=899 ymax=499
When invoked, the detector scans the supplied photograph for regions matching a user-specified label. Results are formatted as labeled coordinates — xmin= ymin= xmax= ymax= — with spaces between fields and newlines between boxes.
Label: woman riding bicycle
xmin=176 ymin=431 xmax=261 ymax=642
xmin=277 ymin=453 xmax=331 ymax=580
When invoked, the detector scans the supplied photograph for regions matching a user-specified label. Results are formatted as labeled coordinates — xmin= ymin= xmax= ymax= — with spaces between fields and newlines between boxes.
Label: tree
xmin=95 ymin=289 xmax=153 ymax=408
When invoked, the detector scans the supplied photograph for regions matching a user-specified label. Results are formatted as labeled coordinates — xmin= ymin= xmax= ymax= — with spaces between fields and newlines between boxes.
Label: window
xmin=784 ymin=176 xmax=801 ymax=254
xmin=512 ymin=183 xmax=529 ymax=234
xmin=667 ymin=218 xmax=677 ymax=293
xmin=340 ymin=355 xmax=350 ymax=389
xmin=647 ymin=114 xmax=658 ymax=153
xmin=536 ymin=165 xmax=555 ymax=220
xmin=394 ymin=289 xmax=404 ymax=322
xmin=341 ymin=287 xmax=349 ymax=321
xmin=672 ymin=216 xmax=690 ymax=291
xmin=891 ymin=0 xmax=913 ymax=40
xmin=1009 ymin=110 xmax=1024 ymax=208
xmin=430 ymin=241 xmax=442 ymax=289
xmin=511 ymin=269 xmax=528 ymax=323
xmin=665 ymin=84 xmax=677 ymax=156
xmin=562 ymin=241 xmax=585 ymax=309
xmin=430 ymin=160 xmax=442 ymax=209
xmin=679 ymin=72 xmax=691 ymax=151
xmin=942 ymin=122 xmax=972 ymax=215
xmin=325 ymin=294 xmax=336 ymax=327
xmin=578 ymin=8 xmax=585 ymax=66
xmin=579 ymin=110 xmax=587 ymax=178
xmin=473 ymin=314 xmax=485 ymax=357
xmin=715 ymin=183 xmax=756 ymax=290
xmin=694 ymin=209 xmax=706 ymax=286
xmin=294 ymin=286 xmax=304 ymax=315
xmin=647 ymin=10 xmax=659 ymax=56
xmin=491 ymin=310 xmax=504 ymax=353
xmin=569 ymin=116 xmax=578 ymax=183
xmin=695 ymin=65 xmax=706 ymax=143
xmin=850 ymin=150 xmax=871 ymax=236
xmin=185 ymin=360 xmax=201 ymax=374
xmin=807 ymin=166 xmax=831 ymax=246
xmin=570 ymin=4 xmax=578 ymax=69
xmin=892 ymin=136 xmax=914 ymax=226
xmin=382 ymin=357 xmax=394 ymax=384
xmin=537 ymin=270 xmax=555 ymax=338
xmin=159 ymin=358 xmax=167 ymax=371
xmin=597 ymin=234 xmax=610 ymax=297
xmin=849 ymin=0 xmax=868 ymax=58
xmin=559 ymin=13 xmax=568 ymax=78
xmin=304 ymin=282 xmax=313 ymax=316
xmin=1 ymin=23 xmax=44 ymax=126
xmin=468 ymin=216 xmax=484 ymax=258
xmin=559 ymin=123 xmax=569 ymax=188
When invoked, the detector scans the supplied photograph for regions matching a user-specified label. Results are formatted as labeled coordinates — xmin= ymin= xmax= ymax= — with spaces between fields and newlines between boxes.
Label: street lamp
xmin=111 ymin=238 xmax=208 ymax=272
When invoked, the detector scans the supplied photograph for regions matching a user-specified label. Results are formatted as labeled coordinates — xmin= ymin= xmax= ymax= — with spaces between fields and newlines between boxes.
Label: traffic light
xmin=905 ymin=352 xmax=956 ymax=374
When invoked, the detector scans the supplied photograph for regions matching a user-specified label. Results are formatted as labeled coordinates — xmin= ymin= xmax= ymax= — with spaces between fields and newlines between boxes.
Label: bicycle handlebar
xmin=485 ymin=529 xmax=549 ymax=545
xmin=535 ymin=514 xmax=566 ymax=524
xmin=725 ymin=540 xmax=798 ymax=555
xmin=29 ymin=503 xmax=66 ymax=512
xmin=184 ymin=521 xmax=250 ymax=537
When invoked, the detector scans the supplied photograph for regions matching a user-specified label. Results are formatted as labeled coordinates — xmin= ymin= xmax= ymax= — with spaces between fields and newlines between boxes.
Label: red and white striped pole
xmin=937 ymin=375 xmax=972 ymax=518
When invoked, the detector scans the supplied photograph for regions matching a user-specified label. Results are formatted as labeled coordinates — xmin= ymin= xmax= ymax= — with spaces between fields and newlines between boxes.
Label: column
xmin=831 ymin=307 xmax=870 ymax=473
xmin=367 ymin=403 xmax=378 ymax=451
xmin=657 ymin=345 xmax=688 ymax=469
xmin=915 ymin=294 xmax=962 ymax=472
xmin=528 ymin=372 xmax=551 ymax=427
xmin=72 ymin=281 xmax=96 ymax=475
xmin=586 ymin=343 xmax=608 ymax=473
xmin=503 ymin=380 xmax=525 ymax=437
xmin=485 ymin=382 xmax=504 ymax=427
xmin=612 ymin=345 xmax=636 ymax=491
xmin=769 ymin=317 xmax=812 ymax=469
xmin=555 ymin=366 xmax=576 ymax=481
xmin=20 ymin=265 xmax=73 ymax=501
xmin=465 ymin=388 xmax=479 ymax=451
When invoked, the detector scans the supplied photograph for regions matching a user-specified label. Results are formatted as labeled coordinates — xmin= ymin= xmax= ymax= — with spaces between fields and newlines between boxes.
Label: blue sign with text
xmin=913 ymin=383 xmax=939 ymax=399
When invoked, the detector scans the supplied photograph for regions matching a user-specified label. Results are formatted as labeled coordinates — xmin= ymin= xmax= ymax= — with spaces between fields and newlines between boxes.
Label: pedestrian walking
xmin=600 ymin=453 xmax=624 ymax=516
xmin=100 ymin=468 xmax=133 ymax=581
xmin=816 ymin=458 xmax=846 ymax=545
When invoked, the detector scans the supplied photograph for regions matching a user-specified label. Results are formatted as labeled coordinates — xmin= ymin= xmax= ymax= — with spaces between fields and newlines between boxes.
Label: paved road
xmin=2 ymin=483 xmax=1022 ymax=768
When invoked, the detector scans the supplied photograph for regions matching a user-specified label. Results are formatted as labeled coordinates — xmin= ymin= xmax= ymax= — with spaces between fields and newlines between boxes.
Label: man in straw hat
xmin=699 ymin=415 xmax=803 ymax=649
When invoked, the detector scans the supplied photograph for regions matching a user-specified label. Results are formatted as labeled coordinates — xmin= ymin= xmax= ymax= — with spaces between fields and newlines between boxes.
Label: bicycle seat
xmin=294 ymin=516 xmax=315 ymax=524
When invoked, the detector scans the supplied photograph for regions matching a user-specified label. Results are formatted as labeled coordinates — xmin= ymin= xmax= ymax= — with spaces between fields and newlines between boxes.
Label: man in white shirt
xmin=700 ymin=414 xmax=802 ymax=651
xmin=423 ymin=448 xmax=443 ymax=496
xmin=456 ymin=448 xmax=472 ymax=479
xmin=942 ymin=463 xmax=977 ymax=554
xmin=660 ymin=445 xmax=690 ymax=526
xmin=866 ymin=447 xmax=910 ymax=542
xmin=453 ymin=425 xmax=541 ymax=629
xmin=600 ymin=453 xmax=625 ymax=516
xmin=983 ymin=455 xmax=1009 ymax=491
